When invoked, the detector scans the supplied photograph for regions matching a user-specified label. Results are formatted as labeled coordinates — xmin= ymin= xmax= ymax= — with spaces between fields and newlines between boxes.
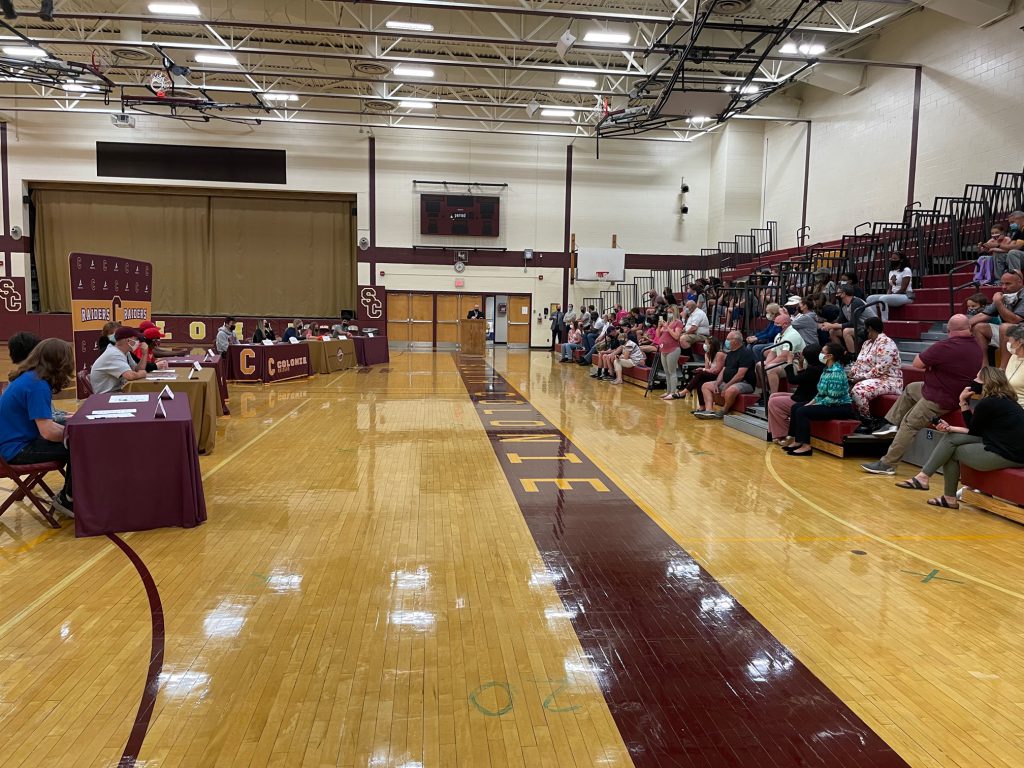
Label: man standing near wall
xmin=550 ymin=304 xmax=564 ymax=349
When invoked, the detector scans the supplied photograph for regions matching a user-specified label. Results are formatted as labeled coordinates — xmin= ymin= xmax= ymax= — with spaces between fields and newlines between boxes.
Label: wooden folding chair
xmin=0 ymin=455 xmax=65 ymax=528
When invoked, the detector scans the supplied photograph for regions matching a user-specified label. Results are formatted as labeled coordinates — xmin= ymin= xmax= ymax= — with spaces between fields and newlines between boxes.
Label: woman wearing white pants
xmin=657 ymin=307 xmax=684 ymax=394
xmin=867 ymin=252 xmax=914 ymax=320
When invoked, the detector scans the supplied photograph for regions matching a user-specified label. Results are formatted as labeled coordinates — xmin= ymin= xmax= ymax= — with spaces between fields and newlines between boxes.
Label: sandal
xmin=895 ymin=477 xmax=929 ymax=491
xmin=927 ymin=496 xmax=959 ymax=509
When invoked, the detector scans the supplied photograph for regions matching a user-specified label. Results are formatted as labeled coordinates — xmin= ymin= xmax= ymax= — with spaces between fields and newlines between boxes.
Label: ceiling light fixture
xmin=147 ymin=2 xmax=201 ymax=15
xmin=583 ymin=30 xmax=631 ymax=44
xmin=385 ymin=20 xmax=434 ymax=33
xmin=263 ymin=92 xmax=298 ymax=102
xmin=541 ymin=108 xmax=575 ymax=118
xmin=780 ymin=43 xmax=798 ymax=54
xmin=2 ymin=46 xmax=47 ymax=58
xmin=194 ymin=53 xmax=239 ymax=66
xmin=558 ymin=76 xmax=597 ymax=88
xmin=393 ymin=64 xmax=434 ymax=78
xmin=799 ymin=43 xmax=826 ymax=56
xmin=399 ymin=99 xmax=434 ymax=109
xmin=62 ymin=81 xmax=100 ymax=93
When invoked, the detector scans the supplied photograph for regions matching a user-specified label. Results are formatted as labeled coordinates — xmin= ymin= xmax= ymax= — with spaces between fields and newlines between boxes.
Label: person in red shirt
xmin=132 ymin=327 xmax=170 ymax=372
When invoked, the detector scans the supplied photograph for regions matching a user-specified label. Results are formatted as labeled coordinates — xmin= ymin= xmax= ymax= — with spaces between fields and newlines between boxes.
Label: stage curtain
xmin=33 ymin=187 xmax=213 ymax=313
xmin=32 ymin=185 xmax=355 ymax=316
xmin=209 ymin=196 xmax=355 ymax=316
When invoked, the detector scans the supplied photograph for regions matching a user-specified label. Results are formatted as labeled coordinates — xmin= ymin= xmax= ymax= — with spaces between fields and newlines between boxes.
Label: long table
xmin=66 ymin=393 xmax=207 ymax=537
xmin=124 ymin=367 xmax=220 ymax=454
xmin=163 ymin=353 xmax=230 ymax=414
xmin=306 ymin=338 xmax=357 ymax=374
xmin=226 ymin=343 xmax=312 ymax=383
xmin=353 ymin=336 xmax=389 ymax=366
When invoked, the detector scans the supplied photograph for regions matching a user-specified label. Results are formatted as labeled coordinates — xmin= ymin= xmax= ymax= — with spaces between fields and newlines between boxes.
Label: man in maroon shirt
xmin=862 ymin=314 xmax=983 ymax=475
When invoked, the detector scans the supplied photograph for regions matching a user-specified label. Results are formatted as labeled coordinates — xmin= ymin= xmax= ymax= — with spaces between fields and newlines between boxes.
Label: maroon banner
xmin=358 ymin=285 xmax=386 ymax=327
xmin=225 ymin=343 xmax=310 ymax=383
xmin=70 ymin=253 xmax=153 ymax=397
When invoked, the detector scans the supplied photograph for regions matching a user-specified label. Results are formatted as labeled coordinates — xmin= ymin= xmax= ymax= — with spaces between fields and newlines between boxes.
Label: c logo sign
xmin=189 ymin=322 xmax=206 ymax=340
xmin=240 ymin=348 xmax=256 ymax=376
xmin=360 ymin=287 xmax=383 ymax=319
xmin=0 ymin=279 xmax=23 ymax=312
xmin=268 ymin=359 xmax=276 ymax=378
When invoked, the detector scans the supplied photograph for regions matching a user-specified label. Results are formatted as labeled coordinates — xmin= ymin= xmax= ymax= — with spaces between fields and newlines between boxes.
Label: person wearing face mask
xmin=896 ymin=367 xmax=1024 ymax=508
xmin=865 ymin=252 xmax=914 ymax=322
xmin=780 ymin=343 xmax=855 ymax=456
xmin=762 ymin=310 xmax=806 ymax=394
xmin=970 ymin=270 xmax=1023 ymax=357
xmin=993 ymin=211 xmax=1024 ymax=277
xmin=1004 ymin=325 xmax=1024 ymax=406
xmin=786 ymin=296 xmax=819 ymax=348
xmin=96 ymin=321 xmax=121 ymax=353
xmin=847 ymin=317 xmax=903 ymax=430
xmin=745 ymin=303 xmax=781 ymax=361
xmin=89 ymin=327 xmax=149 ymax=394
xmin=838 ymin=272 xmax=866 ymax=299
xmin=695 ymin=330 xmax=756 ymax=419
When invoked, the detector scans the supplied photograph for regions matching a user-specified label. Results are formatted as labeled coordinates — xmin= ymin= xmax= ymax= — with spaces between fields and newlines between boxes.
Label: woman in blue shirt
xmin=783 ymin=342 xmax=855 ymax=456
xmin=0 ymin=338 xmax=75 ymax=514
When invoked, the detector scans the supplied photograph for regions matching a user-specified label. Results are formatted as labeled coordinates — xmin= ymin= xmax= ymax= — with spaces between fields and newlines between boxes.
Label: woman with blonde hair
xmin=0 ymin=338 xmax=75 ymax=514
xmin=657 ymin=305 xmax=684 ymax=395
xmin=897 ymin=366 xmax=1024 ymax=508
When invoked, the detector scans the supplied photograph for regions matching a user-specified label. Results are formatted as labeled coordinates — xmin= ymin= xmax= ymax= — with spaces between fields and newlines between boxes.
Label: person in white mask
xmin=89 ymin=327 xmax=149 ymax=394
xmin=970 ymin=270 xmax=1023 ymax=356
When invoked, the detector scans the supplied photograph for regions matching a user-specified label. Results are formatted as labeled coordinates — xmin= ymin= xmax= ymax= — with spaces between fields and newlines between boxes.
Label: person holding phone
xmin=895 ymin=367 xmax=1024 ymax=507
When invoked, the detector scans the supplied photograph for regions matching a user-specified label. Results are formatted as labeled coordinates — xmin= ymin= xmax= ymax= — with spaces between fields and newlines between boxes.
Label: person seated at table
xmin=96 ymin=321 xmax=120 ymax=353
xmin=282 ymin=319 xmax=302 ymax=343
xmin=0 ymin=338 xmax=75 ymax=515
xmin=136 ymin=321 xmax=177 ymax=358
xmin=252 ymin=319 xmax=276 ymax=344
xmin=133 ymin=328 xmax=171 ymax=373
xmin=895 ymin=367 xmax=1024 ymax=508
xmin=215 ymin=317 xmax=238 ymax=353
xmin=89 ymin=327 xmax=148 ymax=394
xmin=7 ymin=331 xmax=39 ymax=366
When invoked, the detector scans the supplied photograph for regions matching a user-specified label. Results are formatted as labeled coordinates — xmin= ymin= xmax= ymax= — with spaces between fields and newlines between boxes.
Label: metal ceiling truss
xmin=0 ymin=1 xmax=913 ymax=138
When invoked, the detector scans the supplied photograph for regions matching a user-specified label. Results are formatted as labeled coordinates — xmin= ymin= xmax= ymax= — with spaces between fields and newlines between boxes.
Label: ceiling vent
xmin=714 ymin=0 xmax=753 ymax=14
xmin=110 ymin=47 xmax=152 ymax=62
xmin=353 ymin=62 xmax=390 ymax=76
xmin=364 ymin=99 xmax=396 ymax=112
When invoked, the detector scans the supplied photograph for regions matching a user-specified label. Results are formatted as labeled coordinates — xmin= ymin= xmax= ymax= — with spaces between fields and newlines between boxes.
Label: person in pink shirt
xmin=658 ymin=307 xmax=684 ymax=394
xmin=559 ymin=322 xmax=585 ymax=362
xmin=614 ymin=305 xmax=629 ymax=324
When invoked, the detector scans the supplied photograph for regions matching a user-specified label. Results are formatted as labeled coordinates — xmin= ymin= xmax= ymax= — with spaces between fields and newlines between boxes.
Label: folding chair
xmin=77 ymin=368 xmax=94 ymax=397
xmin=0 ymin=455 xmax=65 ymax=528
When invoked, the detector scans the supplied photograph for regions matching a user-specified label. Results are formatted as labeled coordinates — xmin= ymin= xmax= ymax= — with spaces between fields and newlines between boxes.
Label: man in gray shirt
xmin=785 ymin=296 xmax=819 ymax=348
xmin=216 ymin=317 xmax=238 ymax=354
xmin=89 ymin=327 xmax=149 ymax=394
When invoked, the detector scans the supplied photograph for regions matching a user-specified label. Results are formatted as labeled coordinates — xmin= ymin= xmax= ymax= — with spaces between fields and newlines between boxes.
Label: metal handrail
xmin=947 ymin=261 xmax=979 ymax=316
xmin=755 ymin=339 xmax=793 ymax=406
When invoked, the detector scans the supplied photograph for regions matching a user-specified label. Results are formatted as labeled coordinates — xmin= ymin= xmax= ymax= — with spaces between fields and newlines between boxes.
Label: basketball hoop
xmin=596 ymin=271 xmax=609 ymax=280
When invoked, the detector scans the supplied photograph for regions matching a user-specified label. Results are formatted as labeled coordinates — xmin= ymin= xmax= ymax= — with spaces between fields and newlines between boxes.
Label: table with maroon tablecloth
xmin=66 ymin=393 xmax=207 ymax=537
xmin=163 ymin=353 xmax=230 ymax=414
xmin=225 ymin=343 xmax=311 ymax=383
xmin=352 ymin=336 xmax=389 ymax=366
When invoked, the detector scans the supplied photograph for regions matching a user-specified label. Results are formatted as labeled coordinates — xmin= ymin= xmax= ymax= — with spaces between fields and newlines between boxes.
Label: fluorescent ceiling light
xmin=263 ymin=92 xmax=298 ymax=102
xmin=780 ymin=43 xmax=798 ymax=54
xmin=385 ymin=20 xmax=434 ymax=32
xmin=583 ymin=30 xmax=631 ymax=44
xmin=62 ymin=81 xmax=100 ymax=93
xmin=689 ymin=115 xmax=710 ymax=124
xmin=558 ymin=76 xmax=597 ymax=88
xmin=725 ymin=84 xmax=760 ymax=94
xmin=194 ymin=53 xmax=239 ymax=66
xmin=2 ymin=46 xmax=47 ymax=59
xmin=148 ymin=2 xmax=201 ymax=15
xmin=799 ymin=43 xmax=826 ymax=55
xmin=393 ymin=64 xmax=434 ymax=78
xmin=399 ymin=99 xmax=434 ymax=109
xmin=541 ymin=108 xmax=575 ymax=118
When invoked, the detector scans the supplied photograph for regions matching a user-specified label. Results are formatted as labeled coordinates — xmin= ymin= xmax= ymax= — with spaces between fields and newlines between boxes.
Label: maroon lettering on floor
xmin=455 ymin=357 xmax=909 ymax=767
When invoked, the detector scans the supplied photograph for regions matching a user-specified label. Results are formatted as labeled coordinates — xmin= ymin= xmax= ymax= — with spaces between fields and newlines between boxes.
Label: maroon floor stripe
xmin=107 ymin=533 xmax=165 ymax=768
xmin=456 ymin=358 xmax=909 ymax=768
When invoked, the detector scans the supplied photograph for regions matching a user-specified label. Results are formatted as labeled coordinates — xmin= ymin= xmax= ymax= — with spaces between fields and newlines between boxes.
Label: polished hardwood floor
xmin=0 ymin=349 xmax=1022 ymax=767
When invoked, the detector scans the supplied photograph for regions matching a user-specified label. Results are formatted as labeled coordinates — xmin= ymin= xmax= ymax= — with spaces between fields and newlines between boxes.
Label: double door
xmin=385 ymin=291 xmax=532 ymax=348
xmin=386 ymin=292 xmax=434 ymax=345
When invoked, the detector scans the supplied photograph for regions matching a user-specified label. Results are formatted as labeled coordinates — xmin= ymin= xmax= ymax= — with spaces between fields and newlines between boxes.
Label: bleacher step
xmin=724 ymin=412 xmax=771 ymax=441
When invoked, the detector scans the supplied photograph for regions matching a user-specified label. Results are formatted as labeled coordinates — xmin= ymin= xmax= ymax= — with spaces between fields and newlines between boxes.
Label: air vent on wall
xmin=364 ymin=99 xmax=395 ymax=113
xmin=110 ymin=47 xmax=153 ymax=62
xmin=713 ymin=0 xmax=752 ymax=14
xmin=353 ymin=62 xmax=390 ymax=76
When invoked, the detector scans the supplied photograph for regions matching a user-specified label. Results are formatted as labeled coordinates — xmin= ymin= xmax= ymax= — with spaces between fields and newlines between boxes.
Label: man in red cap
xmin=132 ymin=327 xmax=171 ymax=372
xmin=89 ymin=326 xmax=150 ymax=394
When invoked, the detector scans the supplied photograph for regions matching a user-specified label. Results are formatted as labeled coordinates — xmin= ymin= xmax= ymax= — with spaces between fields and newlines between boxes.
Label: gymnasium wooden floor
xmin=1 ymin=348 xmax=1023 ymax=768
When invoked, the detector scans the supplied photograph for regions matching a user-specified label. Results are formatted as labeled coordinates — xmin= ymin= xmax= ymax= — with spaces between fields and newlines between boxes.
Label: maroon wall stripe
xmin=368 ymin=136 xmax=376 ymax=249
xmin=107 ymin=533 xmax=165 ymax=768
xmin=454 ymin=357 xmax=909 ymax=768
xmin=801 ymin=121 xmax=812 ymax=242
xmin=907 ymin=67 xmax=922 ymax=208
xmin=562 ymin=144 xmax=573 ymax=311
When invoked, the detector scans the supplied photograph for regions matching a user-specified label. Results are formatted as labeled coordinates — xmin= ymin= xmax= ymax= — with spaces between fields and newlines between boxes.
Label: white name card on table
xmin=92 ymin=408 xmax=137 ymax=415
xmin=160 ymin=385 xmax=174 ymax=400
xmin=339 ymin=335 xmax=348 ymax=340
xmin=187 ymin=368 xmax=196 ymax=380
xmin=109 ymin=394 xmax=150 ymax=403
xmin=262 ymin=339 xmax=274 ymax=346
xmin=288 ymin=337 xmax=299 ymax=344
xmin=193 ymin=361 xmax=203 ymax=372
xmin=154 ymin=400 xmax=167 ymax=419
xmin=322 ymin=335 xmax=332 ymax=341
xmin=86 ymin=413 xmax=136 ymax=420
xmin=207 ymin=349 xmax=215 ymax=357
xmin=146 ymin=371 xmax=177 ymax=380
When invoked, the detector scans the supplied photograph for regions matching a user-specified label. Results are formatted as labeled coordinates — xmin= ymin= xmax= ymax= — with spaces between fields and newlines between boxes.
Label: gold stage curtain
xmin=32 ymin=185 xmax=356 ymax=316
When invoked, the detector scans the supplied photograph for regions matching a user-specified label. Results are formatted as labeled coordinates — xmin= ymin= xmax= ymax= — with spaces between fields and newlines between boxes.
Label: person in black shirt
xmin=767 ymin=344 xmax=823 ymax=445
xmin=466 ymin=305 xmax=485 ymax=319
xmin=695 ymin=330 xmax=756 ymax=419
xmin=838 ymin=272 xmax=866 ymax=299
xmin=897 ymin=366 xmax=1024 ymax=507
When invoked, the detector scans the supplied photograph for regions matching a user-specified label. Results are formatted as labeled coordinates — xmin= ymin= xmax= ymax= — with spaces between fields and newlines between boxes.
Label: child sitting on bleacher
xmin=975 ymin=224 xmax=1009 ymax=286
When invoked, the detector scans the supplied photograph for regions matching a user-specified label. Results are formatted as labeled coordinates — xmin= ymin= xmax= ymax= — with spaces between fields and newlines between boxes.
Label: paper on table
xmin=262 ymin=339 xmax=274 ymax=346
xmin=91 ymin=408 xmax=137 ymax=415
xmin=86 ymin=412 xmax=136 ymax=420
xmin=109 ymin=394 xmax=150 ymax=403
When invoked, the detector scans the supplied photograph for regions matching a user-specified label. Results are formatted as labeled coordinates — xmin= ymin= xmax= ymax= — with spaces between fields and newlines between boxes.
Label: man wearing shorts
xmin=695 ymin=330 xmax=756 ymax=419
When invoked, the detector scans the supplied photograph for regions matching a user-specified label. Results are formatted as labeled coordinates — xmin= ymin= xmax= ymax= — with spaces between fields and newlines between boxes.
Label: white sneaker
xmin=871 ymin=423 xmax=899 ymax=437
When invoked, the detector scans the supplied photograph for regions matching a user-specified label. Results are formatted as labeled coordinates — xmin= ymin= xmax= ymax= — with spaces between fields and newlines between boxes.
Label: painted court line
xmin=455 ymin=356 xmax=909 ymax=768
